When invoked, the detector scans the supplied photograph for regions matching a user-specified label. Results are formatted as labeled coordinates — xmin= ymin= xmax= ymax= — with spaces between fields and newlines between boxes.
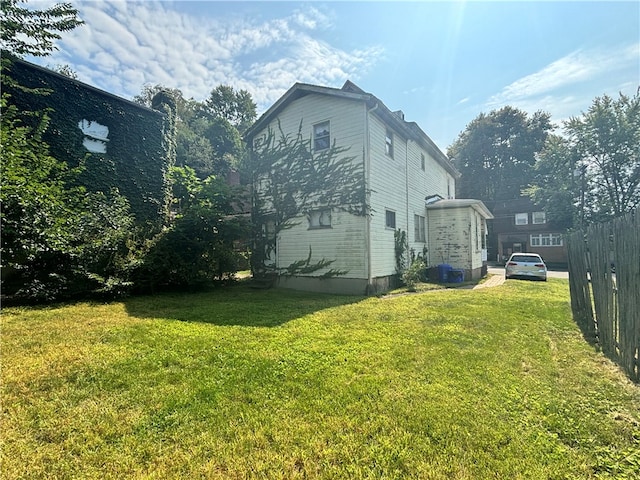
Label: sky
xmin=26 ymin=0 xmax=640 ymax=151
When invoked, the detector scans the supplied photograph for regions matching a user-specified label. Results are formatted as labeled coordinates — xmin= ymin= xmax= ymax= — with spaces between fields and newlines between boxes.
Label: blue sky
xmin=28 ymin=1 xmax=640 ymax=151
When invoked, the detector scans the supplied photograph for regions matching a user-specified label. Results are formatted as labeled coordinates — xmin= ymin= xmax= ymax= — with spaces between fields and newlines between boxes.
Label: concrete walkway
xmin=471 ymin=273 xmax=505 ymax=290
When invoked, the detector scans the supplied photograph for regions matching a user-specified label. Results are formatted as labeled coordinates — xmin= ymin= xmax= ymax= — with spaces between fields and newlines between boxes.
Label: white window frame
xmin=313 ymin=121 xmax=330 ymax=151
xmin=530 ymin=233 xmax=563 ymax=247
xmin=414 ymin=214 xmax=425 ymax=242
xmin=308 ymin=208 xmax=332 ymax=229
xmin=385 ymin=210 xmax=396 ymax=229
xmin=385 ymin=129 xmax=394 ymax=158
xmin=532 ymin=211 xmax=546 ymax=224
xmin=515 ymin=213 xmax=528 ymax=225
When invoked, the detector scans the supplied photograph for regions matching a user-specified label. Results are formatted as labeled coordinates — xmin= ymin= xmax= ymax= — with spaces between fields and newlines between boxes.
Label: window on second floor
xmin=313 ymin=121 xmax=330 ymax=151
xmin=385 ymin=210 xmax=396 ymax=229
xmin=385 ymin=129 xmax=394 ymax=158
xmin=420 ymin=153 xmax=425 ymax=171
xmin=532 ymin=211 xmax=546 ymax=224
xmin=515 ymin=213 xmax=528 ymax=225
xmin=414 ymin=214 xmax=425 ymax=242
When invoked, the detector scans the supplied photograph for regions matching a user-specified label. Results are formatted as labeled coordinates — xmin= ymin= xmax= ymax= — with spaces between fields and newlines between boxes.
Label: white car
xmin=505 ymin=253 xmax=547 ymax=281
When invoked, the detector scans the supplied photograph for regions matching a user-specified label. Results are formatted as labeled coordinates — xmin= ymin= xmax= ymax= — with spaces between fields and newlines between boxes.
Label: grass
xmin=2 ymin=279 xmax=639 ymax=479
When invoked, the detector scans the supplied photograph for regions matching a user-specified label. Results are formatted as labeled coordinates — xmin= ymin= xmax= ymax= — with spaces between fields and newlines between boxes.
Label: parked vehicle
xmin=505 ymin=253 xmax=547 ymax=281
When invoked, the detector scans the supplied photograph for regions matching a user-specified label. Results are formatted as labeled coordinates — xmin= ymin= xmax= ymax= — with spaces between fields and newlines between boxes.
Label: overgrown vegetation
xmin=1 ymin=1 xmax=252 ymax=302
xmin=2 ymin=280 xmax=639 ymax=478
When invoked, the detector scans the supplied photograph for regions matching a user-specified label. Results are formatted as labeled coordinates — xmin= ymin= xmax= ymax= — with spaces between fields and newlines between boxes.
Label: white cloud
xmin=34 ymin=0 xmax=383 ymax=112
xmin=487 ymin=43 xmax=640 ymax=108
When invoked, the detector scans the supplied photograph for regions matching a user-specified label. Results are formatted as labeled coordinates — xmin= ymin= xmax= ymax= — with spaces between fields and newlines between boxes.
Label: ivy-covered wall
xmin=5 ymin=57 xmax=176 ymax=228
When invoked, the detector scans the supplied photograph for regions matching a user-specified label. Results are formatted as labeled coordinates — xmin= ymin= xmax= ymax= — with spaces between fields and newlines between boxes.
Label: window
xmin=532 ymin=211 xmax=546 ymax=224
xmin=385 ymin=210 xmax=396 ymax=229
xmin=308 ymin=209 xmax=331 ymax=229
xmin=313 ymin=121 xmax=330 ymax=151
xmin=420 ymin=153 xmax=425 ymax=171
xmin=515 ymin=213 xmax=528 ymax=225
xmin=414 ymin=214 xmax=425 ymax=242
xmin=530 ymin=233 xmax=563 ymax=247
xmin=385 ymin=129 xmax=394 ymax=158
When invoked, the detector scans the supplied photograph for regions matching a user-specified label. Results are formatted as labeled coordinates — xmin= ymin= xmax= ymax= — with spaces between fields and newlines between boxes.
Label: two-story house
xmin=491 ymin=196 xmax=568 ymax=266
xmin=246 ymin=81 xmax=492 ymax=294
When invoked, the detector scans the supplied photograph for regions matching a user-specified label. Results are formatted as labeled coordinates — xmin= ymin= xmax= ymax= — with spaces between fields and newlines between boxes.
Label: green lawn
xmin=2 ymin=280 xmax=639 ymax=479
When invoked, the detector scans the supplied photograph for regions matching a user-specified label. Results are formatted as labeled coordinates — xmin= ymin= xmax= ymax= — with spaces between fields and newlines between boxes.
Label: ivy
xmin=3 ymin=56 xmax=175 ymax=230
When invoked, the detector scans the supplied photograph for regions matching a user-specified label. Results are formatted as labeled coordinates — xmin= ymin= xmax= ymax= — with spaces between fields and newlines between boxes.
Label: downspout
xmin=405 ymin=138 xmax=410 ymax=263
xmin=365 ymin=102 xmax=378 ymax=291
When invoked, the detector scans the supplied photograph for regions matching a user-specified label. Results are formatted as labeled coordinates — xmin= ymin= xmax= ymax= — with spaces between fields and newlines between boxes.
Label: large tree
xmin=448 ymin=106 xmax=552 ymax=203
xmin=566 ymin=91 xmax=640 ymax=222
xmin=205 ymin=84 xmax=257 ymax=134
xmin=524 ymin=134 xmax=577 ymax=229
xmin=526 ymin=91 xmax=640 ymax=228
xmin=134 ymin=84 xmax=249 ymax=179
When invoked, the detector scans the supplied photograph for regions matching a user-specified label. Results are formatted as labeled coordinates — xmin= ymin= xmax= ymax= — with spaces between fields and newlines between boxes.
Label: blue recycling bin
xmin=437 ymin=264 xmax=452 ymax=283
xmin=449 ymin=269 xmax=465 ymax=283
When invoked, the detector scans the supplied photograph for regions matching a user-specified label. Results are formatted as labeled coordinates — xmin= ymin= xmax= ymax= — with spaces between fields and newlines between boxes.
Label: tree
xmin=565 ymin=91 xmax=640 ymax=222
xmin=526 ymin=91 xmax=640 ymax=227
xmin=524 ymin=135 xmax=577 ymax=229
xmin=205 ymin=85 xmax=257 ymax=133
xmin=131 ymin=166 xmax=249 ymax=291
xmin=0 ymin=0 xmax=82 ymax=57
xmin=48 ymin=63 xmax=78 ymax=78
xmin=250 ymin=121 xmax=368 ymax=278
xmin=134 ymin=84 xmax=250 ymax=179
xmin=448 ymin=107 xmax=552 ymax=202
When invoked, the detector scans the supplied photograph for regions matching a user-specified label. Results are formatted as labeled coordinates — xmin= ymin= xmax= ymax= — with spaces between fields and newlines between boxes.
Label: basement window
xmin=308 ymin=209 xmax=332 ymax=229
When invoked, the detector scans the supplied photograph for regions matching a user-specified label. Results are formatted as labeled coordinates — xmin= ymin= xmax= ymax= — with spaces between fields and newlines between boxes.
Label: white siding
xmin=367 ymin=113 xmax=456 ymax=276
xmin=368 ymin=115 xmax=407 ymax=277
xmin=427 ymin=207 xmax=472 ymax=268
xmin=255 ymin=93 xmax=368 ymax=279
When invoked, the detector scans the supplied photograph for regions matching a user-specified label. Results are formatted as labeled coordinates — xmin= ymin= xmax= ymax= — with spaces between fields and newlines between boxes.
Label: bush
xmin=402 ymin=258 xmax=427 ymax=291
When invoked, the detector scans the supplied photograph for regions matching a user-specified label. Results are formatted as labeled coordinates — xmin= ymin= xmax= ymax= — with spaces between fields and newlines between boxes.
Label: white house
xmin=246 ymin=81 xmax=492 ymax=294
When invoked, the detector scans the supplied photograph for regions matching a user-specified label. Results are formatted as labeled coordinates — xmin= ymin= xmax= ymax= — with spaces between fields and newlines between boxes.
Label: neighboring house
xmin=246 ymin=81 xmax=492 ymax=294
xmin=4 ymin=57 xmax=176 ymax=227
xmin=491 ymin=196 xmax=568 ymax=266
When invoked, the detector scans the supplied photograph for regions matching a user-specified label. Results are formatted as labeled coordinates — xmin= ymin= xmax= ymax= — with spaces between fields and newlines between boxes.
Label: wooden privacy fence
xmin=567 ymin=209 xmax=640 ymax=382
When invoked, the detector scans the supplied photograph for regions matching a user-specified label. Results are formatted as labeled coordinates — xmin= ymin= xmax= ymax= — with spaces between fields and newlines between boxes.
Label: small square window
xmin=314 ymin=121 xmax=330 ymax=151
xmin=385 ymin=129 xmax=394 ymax=158
xmin=385 ymin=210 xmax=396 ymax=229
xmin=532 ymin=211 xmax=546 ymax=224
xmin=515 ymin=213 xmax=528 ymax=225
xmin=308 ymin=209 xmax=331 ymax=229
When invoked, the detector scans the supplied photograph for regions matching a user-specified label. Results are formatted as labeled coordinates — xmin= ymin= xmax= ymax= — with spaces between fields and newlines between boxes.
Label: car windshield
xmin=511 ymin=255 xmax=542 ymax=263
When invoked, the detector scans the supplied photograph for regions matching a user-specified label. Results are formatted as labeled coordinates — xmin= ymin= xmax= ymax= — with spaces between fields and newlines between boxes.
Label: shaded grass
xmin=2 ymin=280 xmax=639 ymax=479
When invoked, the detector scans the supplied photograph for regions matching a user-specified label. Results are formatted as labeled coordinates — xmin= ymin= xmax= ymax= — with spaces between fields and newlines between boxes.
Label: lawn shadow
xmin=123 ymin=283 xmax=366 ymax=328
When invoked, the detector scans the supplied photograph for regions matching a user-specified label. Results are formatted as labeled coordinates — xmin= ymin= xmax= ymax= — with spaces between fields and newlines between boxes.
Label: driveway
xmin=488 ymin=266 xmax=569 ymax=280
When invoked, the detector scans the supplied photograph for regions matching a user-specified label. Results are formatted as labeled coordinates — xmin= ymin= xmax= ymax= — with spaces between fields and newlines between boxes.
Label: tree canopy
xmin=0 ymin=0 xmax=82 ymax=57
xmin=448 ymin=106 xmax=552 ymax=203
xmin=134 ymin=84 xmax=250 ymax=180
xmin=527 ymin=90 xmax=640 ymax=227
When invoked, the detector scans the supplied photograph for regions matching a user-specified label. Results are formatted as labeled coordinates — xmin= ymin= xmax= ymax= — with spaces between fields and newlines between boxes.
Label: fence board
xmin=567 ymin=208 xmax=639 ymax=382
